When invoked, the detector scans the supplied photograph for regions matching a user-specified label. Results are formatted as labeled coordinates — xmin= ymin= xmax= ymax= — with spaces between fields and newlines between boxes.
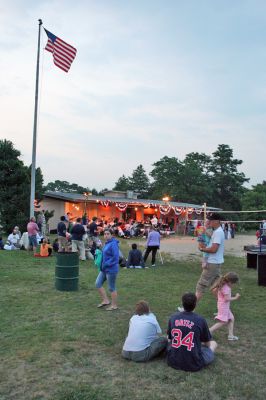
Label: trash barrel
xmin=246 ymin=252 xmax=257 ymax=269
xmin=55 ymin=252 xmax=79 ymax=291
xmin=258 ymin=254 xmax=266 ymax=286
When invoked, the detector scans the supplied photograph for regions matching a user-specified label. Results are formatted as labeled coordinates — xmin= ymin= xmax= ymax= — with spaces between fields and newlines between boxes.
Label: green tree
xmin=45 ymin=180 xmax=95 ymax=194
xmin=149 ymin=156 xmax=183 ymax=200
xmin=242 ymin=182 xmax=266 ymax=209
xmin=180 ymin=153 xmax=213 ymax=204
xmin=113 ymin=175 xmax=131 ymax=191
xmin=150 ymin=154 xmax=214 ymax=204
xmin=209 ymin=144 xmax=249 ymax=210
xmin=0 ymin=140 xmax=44 ymax=233
xmin=184 ymin=152 xmax=212 ymax=175
xmin=129 ymin=165 xmax=150 ymax=198
xmin=241 ymin=181 xmax=266 ymax=223
xmin=27 ymin=166 xmax=44 ymax=202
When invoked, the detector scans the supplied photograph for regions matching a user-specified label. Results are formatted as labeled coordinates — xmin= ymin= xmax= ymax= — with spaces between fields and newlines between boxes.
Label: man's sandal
xmin=97 ymin=302 xmax=111 ymax=308
xmin=105 ymin=306 xmax=118 ymax=311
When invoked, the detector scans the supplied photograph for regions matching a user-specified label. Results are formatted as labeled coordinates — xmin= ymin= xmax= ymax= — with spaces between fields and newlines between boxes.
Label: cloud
xmin=1 ymin=0 xmax=266 ymax=191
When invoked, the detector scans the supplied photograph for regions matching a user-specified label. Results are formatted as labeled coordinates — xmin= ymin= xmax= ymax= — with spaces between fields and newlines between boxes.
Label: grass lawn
xmin=0 ymin=240 xmax=266 ymax=400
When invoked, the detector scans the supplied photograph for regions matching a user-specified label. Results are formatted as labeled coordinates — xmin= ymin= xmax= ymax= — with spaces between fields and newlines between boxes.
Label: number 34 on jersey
xmin=171 ymin=329 xmax=195 ymax=351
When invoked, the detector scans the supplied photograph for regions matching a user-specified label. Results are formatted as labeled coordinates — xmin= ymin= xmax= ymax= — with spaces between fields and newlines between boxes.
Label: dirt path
xmin=159 ymin=234 xmax=257 ymax=260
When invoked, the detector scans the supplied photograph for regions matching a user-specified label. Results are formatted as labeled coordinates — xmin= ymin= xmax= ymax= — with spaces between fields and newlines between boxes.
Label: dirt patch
xmin=160 ymin=234 xmax=257 ymax=260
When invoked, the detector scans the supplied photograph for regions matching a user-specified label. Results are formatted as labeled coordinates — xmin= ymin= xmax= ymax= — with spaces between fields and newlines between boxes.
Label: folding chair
xmin=158 ymin=250 xmax=164 ymax=265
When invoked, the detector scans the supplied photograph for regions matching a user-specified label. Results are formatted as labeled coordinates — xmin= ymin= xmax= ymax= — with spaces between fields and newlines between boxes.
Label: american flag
xmin=44 ymin=29 xmax=77 ymax=72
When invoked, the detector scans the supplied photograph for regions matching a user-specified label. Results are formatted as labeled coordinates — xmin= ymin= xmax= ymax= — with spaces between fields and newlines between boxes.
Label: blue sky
xmin=1 ymin=0 xmax=266 ymax=191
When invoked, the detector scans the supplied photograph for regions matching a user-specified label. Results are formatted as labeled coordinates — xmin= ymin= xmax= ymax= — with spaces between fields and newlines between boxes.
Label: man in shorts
xmin=196 ymin=212 xmax=224 ymax=301
xmin=167 ymin=292 xmax=217 ymax=372
xmin=88 ymin=216 xmax=98 ymax=242
xmin=27 ymin=216 xmax=40 ymax=253
xmin=57 ymin=216 xmax=68 ymax=252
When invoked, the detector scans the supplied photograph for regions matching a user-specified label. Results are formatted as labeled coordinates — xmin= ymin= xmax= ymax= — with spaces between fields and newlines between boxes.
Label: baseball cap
xmin=208 ymin=212 xmax=222 ymax=221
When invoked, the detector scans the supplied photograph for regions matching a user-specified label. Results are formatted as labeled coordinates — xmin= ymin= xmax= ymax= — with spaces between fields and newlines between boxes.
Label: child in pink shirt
xmin=209 ymin=272 xmax=240 ymax=341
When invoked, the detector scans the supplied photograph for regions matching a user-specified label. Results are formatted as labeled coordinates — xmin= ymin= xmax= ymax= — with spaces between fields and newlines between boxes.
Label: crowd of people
xmin=1 ymin=210 xmax=243 ymax=372
xmin=73 ymin=213 xmax=175 ymax=239
xmin=0 ymin=211 xmax=47 ymax=253
xmin=192 ymin=219 xmax=236 ymax=240
xmin=54 ymin=215 xmax=162 ymax=267
xmin=0 ymin=212 xmax=165 ymax=264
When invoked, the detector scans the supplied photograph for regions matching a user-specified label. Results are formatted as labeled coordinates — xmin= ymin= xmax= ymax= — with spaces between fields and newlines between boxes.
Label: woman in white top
xmin=122 ymin=300 xmax=167 ymax=362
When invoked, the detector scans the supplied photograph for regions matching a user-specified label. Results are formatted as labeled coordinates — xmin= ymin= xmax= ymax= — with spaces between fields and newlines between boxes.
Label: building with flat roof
xmin=40 ymin=190 xmax=219 ymax=232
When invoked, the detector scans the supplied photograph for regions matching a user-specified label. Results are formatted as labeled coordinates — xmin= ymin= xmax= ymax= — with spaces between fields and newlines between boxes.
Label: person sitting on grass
xmin=4 ymin=229 xmax=21 ymax=250
xmin=167 ymin=292 xmax=217 ymax=372
xmin=122 ymin=300 xmax=168 ymax=362
xmin=126 ymin=243 xmax=145 ymax=269
xmin=13 ymin=226 xmax=22 ymax=239
xmin=34 ymin=238 xmax=52 ymax=257
xmin=40 ymin=238 xmax=52 ymax=257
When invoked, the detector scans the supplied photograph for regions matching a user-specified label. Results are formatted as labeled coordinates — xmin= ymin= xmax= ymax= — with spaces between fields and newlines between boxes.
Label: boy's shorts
xmin=196 ymin=263 xmax=221 ymax=293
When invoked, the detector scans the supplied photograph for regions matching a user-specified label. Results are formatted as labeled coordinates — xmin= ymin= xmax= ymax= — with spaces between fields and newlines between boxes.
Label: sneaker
xmin=228 ymin=335 xmax=239 ymax=341
xmin=152 ymin=264 xmax=156 ymax=267
xmin=144 ymin=266 xmax=149 ymax=269
xmin=177 ymin=306 xmax=184 ymax=312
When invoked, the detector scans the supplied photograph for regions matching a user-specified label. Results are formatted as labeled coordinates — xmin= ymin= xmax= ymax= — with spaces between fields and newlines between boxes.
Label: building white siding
xmin=40 ymin=198 xmax=65 ymax=231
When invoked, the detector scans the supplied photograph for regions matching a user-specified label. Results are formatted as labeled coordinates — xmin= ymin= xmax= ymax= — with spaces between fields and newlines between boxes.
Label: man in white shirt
xmin=196 ymin=213 xmax=224 ymax=301
xmin=151 ymin=215 xmax=158 ymax=227
xmin=122 ymin=300 xmax=168 ymax=362
xmin=4 ymin=230 xmax=21 ymax=250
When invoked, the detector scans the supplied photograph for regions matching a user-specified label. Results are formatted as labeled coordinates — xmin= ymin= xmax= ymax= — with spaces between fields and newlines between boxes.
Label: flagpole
xmin=30 ymin=18 xmax=43 ymax=217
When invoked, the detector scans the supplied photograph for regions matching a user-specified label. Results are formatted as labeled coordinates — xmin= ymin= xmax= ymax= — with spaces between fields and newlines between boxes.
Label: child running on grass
xmin=209 ymin=272 xmax=240 ymax=341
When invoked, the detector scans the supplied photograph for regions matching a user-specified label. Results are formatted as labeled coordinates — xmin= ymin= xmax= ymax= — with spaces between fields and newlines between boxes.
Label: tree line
xmin=1 ymin=140 xmax=266 ymax=233
xmin=113 ymin=144 xmax=248 ymax=209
